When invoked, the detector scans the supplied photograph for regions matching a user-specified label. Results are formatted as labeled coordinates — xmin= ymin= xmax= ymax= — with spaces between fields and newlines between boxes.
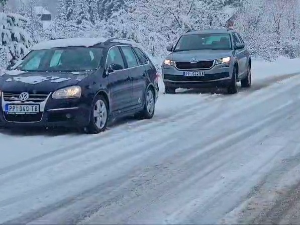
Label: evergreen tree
xmin=0 ymin=12 xmax=33 ymax=66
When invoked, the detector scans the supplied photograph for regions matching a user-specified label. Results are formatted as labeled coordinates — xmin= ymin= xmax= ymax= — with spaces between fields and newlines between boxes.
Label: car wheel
xmin=85 ymin=95 xmax=109 ymax=134
xmin=241 ymin=66 xmax=252 ymax=88
xmin=136 ymin=87 xmax=155 ymax=119
xmin=165 ymin=86 xmax=176 ymax=94
xmin=227 ymin=67 xmax=238 ymax=94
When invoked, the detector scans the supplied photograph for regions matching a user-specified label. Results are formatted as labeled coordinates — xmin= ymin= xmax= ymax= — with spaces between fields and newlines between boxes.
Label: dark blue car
xmin=0 ymin=38 xmax=159 ymax=133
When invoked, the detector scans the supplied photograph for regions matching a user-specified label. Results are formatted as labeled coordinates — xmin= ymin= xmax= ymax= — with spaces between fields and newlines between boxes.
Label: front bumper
xmin=0 ymin=94 xmax=91 ymax=128
xmin=162 ymin=64 xmax=232 ymax=88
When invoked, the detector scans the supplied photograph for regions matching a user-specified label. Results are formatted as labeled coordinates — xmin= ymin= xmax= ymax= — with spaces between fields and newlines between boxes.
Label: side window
xmin=236 ymin=33 xmax=245 ymax=44
xmin=133 ymin=47 xmax=149 ymax=65
xmin=121 ymin=46 xmax=139 ymax=68
xmin=106 ymin=47 xmax=125 ymax=70
xmin=22 ymin=50 xmax=46 ymax=70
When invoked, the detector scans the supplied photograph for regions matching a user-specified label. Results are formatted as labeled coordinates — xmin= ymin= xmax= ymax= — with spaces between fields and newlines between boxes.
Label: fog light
xmin=66 ymin=113 xmax=72 ymax=119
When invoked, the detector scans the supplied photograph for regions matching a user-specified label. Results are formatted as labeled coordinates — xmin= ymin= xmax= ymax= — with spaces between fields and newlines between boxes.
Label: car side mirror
xmin=106 ymin=63 xmax=123 ymax=75
xmin=235 ymin=43 xmax=245 ymax=50
xmin=166 ymin=44 xmax=174 ymax=52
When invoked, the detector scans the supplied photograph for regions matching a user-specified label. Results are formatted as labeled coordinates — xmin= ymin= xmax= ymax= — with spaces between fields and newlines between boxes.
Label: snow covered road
xmin=1 ymin=59 xmax=300 ymax=224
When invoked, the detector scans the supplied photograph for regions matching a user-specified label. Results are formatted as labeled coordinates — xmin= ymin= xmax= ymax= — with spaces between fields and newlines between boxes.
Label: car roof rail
xmin=104 ymin=38 xmax=135 ymax=44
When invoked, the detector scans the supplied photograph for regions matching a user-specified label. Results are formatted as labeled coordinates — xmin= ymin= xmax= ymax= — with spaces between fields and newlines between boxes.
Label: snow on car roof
xmin=31 ymin=38 xmax=107 ymax=50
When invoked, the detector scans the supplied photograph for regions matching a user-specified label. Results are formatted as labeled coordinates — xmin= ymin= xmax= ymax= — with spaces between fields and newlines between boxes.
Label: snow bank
xmin=31 ymin=38 xmax=107 ymax=50
xmin=252 ymin=57 xmax=300 ymax=80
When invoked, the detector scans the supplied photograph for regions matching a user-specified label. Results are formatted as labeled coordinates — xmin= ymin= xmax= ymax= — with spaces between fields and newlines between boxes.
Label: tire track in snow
xmin=76 ymin=91 xmax=300 ymax=224
xmin=0 ymin=94 xmax=220 ymax=179
xmin=1 ymin=72 xmax=300 ymax=224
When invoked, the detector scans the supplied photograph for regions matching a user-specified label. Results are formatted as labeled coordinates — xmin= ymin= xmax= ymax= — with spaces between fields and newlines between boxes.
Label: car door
xmin=232 ymin=32 xmax=247 ymax=78
xmin=106 ymin=46 xmax=133 ymax=112
xmin=120 ymin=46 xmax=146 ymax=107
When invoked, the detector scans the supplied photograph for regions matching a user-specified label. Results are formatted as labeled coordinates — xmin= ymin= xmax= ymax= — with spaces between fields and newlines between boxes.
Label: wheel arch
xmin=147 ymin=83 xmax=156 ymax=100
xmin=94 ymin=90 xmax=110 ymax=112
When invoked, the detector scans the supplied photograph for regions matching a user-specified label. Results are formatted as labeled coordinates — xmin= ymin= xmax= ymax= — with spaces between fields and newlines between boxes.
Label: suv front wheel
xmin=241 ymin=66 xmax=252 ymax=88
xmin=227 ymin=67 xmax=238 ymax=94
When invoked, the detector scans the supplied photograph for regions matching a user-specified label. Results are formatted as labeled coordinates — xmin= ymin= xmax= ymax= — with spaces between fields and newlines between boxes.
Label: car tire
xmin=165 ymin=86 xmax=176 ymax=94
xmin=136 ymin=87 xmax=155 ymax=119
xmin=227 ymin=67 xmax=238 ymax=94
xmin=241 ymin=65 xmax=252 ymax=88
xmin=85 ymin=95 xmax=109 ymax=134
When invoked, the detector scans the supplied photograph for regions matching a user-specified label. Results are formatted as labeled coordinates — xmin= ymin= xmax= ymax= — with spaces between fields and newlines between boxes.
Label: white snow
xmin=33 ymin=6 xmax=51 ymax=16
xmin=50 ymin=78 xmax=71 ymax=83
xmin=11 ymin=76 xmax=49 ymax=84
xmin=31 ymin=38 xmax=107 ymax=50
xmin=0 ymin=58 xmax=300 ymax=223
xmin=5 ymin=70 xmax=26 ymax=76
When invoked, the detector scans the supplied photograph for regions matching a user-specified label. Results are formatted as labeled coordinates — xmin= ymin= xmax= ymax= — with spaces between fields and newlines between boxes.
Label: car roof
xmin=183 ymin=29 xmax=234 ymax=35
xmin=31 ymin=37 xmax=141 ymax=51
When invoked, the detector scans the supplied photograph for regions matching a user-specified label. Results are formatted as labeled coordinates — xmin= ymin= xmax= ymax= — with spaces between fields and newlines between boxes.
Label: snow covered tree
xmin=97 ymin=0 xmax=125 ymax=21
xmin=0 ymin=0 xmax=8 ymax=11
xmin=0 ymin=12 xmax=33 ymax=66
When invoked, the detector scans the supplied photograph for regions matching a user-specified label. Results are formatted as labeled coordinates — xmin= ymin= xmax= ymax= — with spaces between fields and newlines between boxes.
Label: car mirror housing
xmin=166 ymin=44 xmax=174 ymax=52
xmin=235 ymin=43 xmax=245 ymax=49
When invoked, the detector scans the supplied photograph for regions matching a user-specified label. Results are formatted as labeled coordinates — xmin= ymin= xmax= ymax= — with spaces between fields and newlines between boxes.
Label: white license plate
xmin=183 ymin=71 xmax=205 ymax=77
xmin=5 ymin=104 xmax=40 ymax=114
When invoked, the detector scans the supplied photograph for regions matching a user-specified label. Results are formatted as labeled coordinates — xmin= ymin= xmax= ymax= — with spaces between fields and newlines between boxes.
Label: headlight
xmin=52 ymin=86 xmax=81 ymax=99
xmin=215 ymin=57 xmax=231 ymax=65
xmin=164 ymin=59 xmax=176 ymax=66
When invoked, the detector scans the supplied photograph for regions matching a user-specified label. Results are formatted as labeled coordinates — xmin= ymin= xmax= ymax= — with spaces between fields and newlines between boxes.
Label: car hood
xmin=0 ymin=70 xmax=91 ymax=93
xmin=166 ymin=50 xmax=234 ymax=61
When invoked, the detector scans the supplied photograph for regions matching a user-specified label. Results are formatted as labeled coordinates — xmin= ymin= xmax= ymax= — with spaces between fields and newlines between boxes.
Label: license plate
xmin=183 ymin=71 xmax=205 ymax=77
xmin=5 ymin=104 xmax=40 ymax=114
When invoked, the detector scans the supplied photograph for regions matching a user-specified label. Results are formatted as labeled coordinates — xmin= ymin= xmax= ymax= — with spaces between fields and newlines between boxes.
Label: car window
xmin=121 ymin=46 xmax=139 ymax=68
xmin=174 ymin=33 xmax=232 ymax=51
xmin=22 ymin=50 xmax=47 ymax=70
xmin=50 ymin=50 xmax=63 ymax=67
xmin=107 ymin=47 xmax=125 ymax=70
xmin=18 ymin=48 xmax=103 ymax=72
xmin=133 ymin=47 xmax=149 ymax=65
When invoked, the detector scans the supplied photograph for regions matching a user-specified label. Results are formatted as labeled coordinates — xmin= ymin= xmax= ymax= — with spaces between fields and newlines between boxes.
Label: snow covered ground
xmin=1 ymin=58 xmax=300 ymax=224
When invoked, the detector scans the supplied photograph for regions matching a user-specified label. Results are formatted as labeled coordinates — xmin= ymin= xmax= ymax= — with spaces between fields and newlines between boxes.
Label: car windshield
xmin=15 ymin=47 xmax=103 ymax=72
xmin=174 ymin=33 xmax=232 ymax=51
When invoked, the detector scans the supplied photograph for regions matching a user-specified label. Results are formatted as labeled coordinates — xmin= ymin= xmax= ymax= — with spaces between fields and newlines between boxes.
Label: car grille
xmin=176 ymin=61 xmax=214 ymax=70
xmin=4 ymin=113 xmax=43 ymax=122
xmin=164 ymin=73 xmax=229 ymax=82
xmin=3 ymin=92 xmax=49 ymax=102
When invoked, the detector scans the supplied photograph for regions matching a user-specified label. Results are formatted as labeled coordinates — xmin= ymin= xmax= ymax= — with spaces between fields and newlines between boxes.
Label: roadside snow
xmin=252 ymin=57 xmax=300 ymax=80
xmin=31 ymin=38 xmax=107 ymax=50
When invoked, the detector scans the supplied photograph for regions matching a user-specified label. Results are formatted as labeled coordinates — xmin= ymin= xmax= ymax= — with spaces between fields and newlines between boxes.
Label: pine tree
xmin=0 ymin=12 xmax=33 ymax=66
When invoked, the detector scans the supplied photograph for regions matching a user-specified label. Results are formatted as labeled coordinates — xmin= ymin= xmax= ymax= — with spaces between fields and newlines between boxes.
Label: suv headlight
xmin=215 ymin=57 xmax=231 ymax=65
xmin=52 ymin=86 xmax=82 ymax=99
xmin=163 ymin=59 xmax=176 ymax=66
